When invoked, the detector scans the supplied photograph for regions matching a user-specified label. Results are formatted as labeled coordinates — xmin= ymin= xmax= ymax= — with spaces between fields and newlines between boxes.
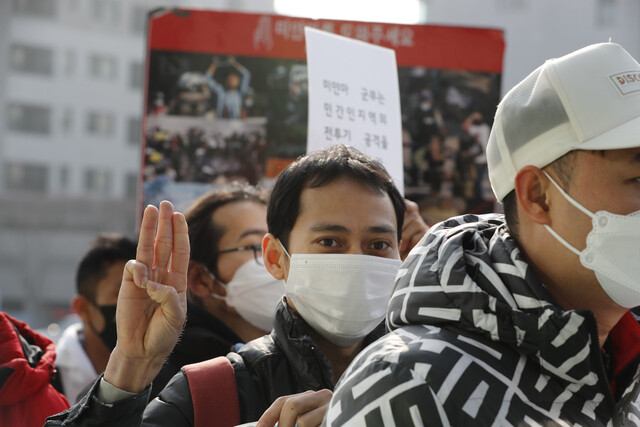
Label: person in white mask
xmin=150 ymin=184 xmax=279 ymax=398
xmin=45 ymin=145 xmax=428 ymax=427
xmin=325 ymin=43 xmax=640 ymax=426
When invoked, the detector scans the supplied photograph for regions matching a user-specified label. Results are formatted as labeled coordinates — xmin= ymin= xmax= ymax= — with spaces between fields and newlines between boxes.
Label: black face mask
xmin=89 ymin=304 xmax=117 ymax=351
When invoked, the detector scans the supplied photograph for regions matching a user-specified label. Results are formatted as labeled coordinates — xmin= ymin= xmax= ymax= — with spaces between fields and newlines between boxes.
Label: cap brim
xmin=576 ymin=113 xmax=640 ymax=151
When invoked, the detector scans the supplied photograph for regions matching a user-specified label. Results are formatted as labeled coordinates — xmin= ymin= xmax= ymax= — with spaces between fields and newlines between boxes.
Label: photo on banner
xmin=141 ymin=9 xmax=504 ymax=224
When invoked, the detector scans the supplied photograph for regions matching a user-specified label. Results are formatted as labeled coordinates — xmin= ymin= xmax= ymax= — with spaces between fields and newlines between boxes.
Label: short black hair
xmin=267 ymin=145 xmax=406 ymax=249
xmin=184 ymin=183 xmax=268 ymax=276
xmin=76 ymin=234 xmax=137 ymax=301
xmin=503 ymin=150 xmax=578 ymax=238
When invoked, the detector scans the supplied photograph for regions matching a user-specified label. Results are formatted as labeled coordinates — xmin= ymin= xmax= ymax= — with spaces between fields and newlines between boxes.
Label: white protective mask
xmin=543 ymin=171 xmax=640 ymax=308
xmin=281 ymin=242 xmax=401 ymax=347
xmin=211 ymin=258 xmax=283 ymax=332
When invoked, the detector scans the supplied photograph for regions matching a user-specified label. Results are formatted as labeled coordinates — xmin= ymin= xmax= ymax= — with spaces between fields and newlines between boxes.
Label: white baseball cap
xmin=487 ymin=42 xmax=640 ymax=202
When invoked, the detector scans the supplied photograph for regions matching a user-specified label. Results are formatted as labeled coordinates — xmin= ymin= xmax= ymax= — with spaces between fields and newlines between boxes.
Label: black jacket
xmin=150 ymin=302 xmax=242 ymax=399
xmin=46 ymin=298 xmax=385 ymax=426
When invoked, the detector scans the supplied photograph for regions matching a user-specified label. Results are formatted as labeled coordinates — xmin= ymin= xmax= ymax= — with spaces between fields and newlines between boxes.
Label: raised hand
xmin=103 ymin=201 xmax=190 ymax=393
xmin=399 ymin=199 xmax=429 ymax=260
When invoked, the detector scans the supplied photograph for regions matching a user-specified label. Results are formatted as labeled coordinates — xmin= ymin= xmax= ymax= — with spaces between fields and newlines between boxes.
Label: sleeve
xmin=204 ymin=71 xmax=224 ymax=96
xmin=323 ymin=359 xmax=448 ymax=427
xmin=44 ymin=376 xmax=151 ymax=427
xmin=142 ymin=370 xmax=194 ymax=426
xmin=238 ymin=66 xmax=251 ymax=95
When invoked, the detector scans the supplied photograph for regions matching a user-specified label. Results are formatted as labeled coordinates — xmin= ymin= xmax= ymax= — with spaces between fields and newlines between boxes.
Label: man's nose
xmin=345 ymin=245 xmax=365 ymax=255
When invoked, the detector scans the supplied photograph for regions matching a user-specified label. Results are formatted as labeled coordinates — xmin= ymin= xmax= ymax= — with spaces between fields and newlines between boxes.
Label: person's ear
xmin=187 ymin=261 xmax=226 ymax=298
xmin=514 ymin=165 xmax=552 ymax=225
xmin=262 ymin=233 xmax=288 ymax=281
xmin=72 ymin=295 xmax=93 ymax=324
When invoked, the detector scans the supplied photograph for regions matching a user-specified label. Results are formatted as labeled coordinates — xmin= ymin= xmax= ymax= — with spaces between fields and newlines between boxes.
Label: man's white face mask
xmin=210 ymin=258 xmax=283 ymax=332
xmin=543 ymin=171 xmax=640 ymax=308
xmin=279 ymin=240 xmax=401 ymax=347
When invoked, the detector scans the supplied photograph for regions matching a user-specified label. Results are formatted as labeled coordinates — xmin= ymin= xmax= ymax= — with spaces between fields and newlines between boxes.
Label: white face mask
xmin=543 ymin=171 xmax=640 ymax=308
xmin=280 ymin=242 xmax=401 ymax=347
xmin=211 ymin=258 xmax=283 ymax=332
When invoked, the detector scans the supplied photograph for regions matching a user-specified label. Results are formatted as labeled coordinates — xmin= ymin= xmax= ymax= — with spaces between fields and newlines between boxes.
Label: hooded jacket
xmin=0 ymin=312 xmax=70 ymax=426
xmin=325 ymin=214 xmax=640 ymax=426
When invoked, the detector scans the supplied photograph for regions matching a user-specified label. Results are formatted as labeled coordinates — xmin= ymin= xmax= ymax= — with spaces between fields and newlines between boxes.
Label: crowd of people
xmin=3 ymin=42 xmax=640 ymax=426
xmin=402 ymin=71 xmax=498 ymax=222
xmin=144 ymin=126 xmax=268 ymax=191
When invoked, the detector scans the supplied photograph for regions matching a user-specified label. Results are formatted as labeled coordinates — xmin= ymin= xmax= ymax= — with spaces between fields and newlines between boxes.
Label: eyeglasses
xmin=215 ymin=243 xmax=263 ymax=265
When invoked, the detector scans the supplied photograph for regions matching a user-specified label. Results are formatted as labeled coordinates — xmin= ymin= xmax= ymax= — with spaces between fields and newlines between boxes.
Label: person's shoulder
xmin=347 ymin=325 xmax=451 ymax=376
xmin=234 ymin=333 xmax=279 ymax=366
xmin=344 ymin=323 xmax=508 ymax=389
xmin=56 ymin=322 xmax=83 ymax=347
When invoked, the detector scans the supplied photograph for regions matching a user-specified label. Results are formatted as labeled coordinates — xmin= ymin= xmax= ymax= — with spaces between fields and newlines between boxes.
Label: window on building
xmin=131 ymin=6 xmax=148 ymax=34
xmin=4 ymin=162 xmax=48 ymax=193
xmin=61 ymin=108 xmax=74 ymax=133
xmin=89 ymin=54 xmax=117 ymax=80
xmin=127 ymin=117 xmax=141 ymax=145
xmin=59 ymin=165 xmax=70 ymax=191
xmin=86 ymin=111 xmax=115 ymax=137
xmin=129 ymin=61 xmax=143 ymax=89
xmin=7 ymin=103 xmax=51 ymax=134
xmin=12 ymin=0 xmax=57 ymax=18
xmin=125 ymin=172 xmax=139 ymax=198
xmin=84 ymin=169 xmax=112 ymax=195
xmin=64 ymin=50 xmax=76 ymax=76
xmin=92 ymin=0 xmax=120 ymax=26
xmin=10 ymin=44 xmax=53 ymax=76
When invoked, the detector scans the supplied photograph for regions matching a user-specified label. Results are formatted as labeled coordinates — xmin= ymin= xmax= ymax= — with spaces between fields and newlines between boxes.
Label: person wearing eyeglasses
xmin=149 ymin=184 xmax=280 ymax=398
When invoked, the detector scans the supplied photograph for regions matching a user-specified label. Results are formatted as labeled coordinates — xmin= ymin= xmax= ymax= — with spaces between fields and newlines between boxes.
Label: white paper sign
xmin=305 ymin=27 xmax=404 ymax=194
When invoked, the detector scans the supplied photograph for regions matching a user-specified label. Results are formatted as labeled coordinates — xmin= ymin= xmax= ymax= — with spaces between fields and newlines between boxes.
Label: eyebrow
xmin=238 ymin=228 xmax=267 ymax=240
xmin=310 ymin=224 xmax=349 ymax=233
xmin=366 ymin=225 xmax=397 ymax=235
xmin=309 ymin=223 xmax=396 ymax=235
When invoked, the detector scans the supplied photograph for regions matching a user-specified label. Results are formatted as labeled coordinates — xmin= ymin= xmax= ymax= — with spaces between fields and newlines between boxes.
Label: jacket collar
xmin=272 ymin=297 xmax=386 ymax=389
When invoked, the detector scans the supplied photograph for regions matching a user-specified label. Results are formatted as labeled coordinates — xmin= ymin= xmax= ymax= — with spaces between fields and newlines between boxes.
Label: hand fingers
xmin=400 ymin=218 xmax=423 ymax=256
xmin=146 ymin=280 xmax=186 ymax=333
xmin=169 ymin=212 xmax=190 ymax=278
xmin=257 ymin=393 xmax=294 ymax=427
xmin=137 ymin=205 xmax=159 ymax=268
xmin=296 ymin=403 xmax=329 ymax=427
xmin=400 ymin=199 xmax=428 ymax=257
xmin=402 ymin=218 xmax=428 ymax=246
xmin=403 ymin=199 xmax=419 ymax=222
xmin=257 ymin=390 xmax=332 ymax=427
xmin=123 ymin=260 xmax=149 ymax=289
xmin=153 ymin=201 xmax=175 ymax=270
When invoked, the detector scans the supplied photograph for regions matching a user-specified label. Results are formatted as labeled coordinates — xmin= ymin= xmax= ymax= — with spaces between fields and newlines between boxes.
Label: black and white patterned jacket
xmin=325 ymin=214 xmax=640 ymax=426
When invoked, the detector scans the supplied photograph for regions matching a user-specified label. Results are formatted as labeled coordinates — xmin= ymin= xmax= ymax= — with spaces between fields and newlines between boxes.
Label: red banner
xmin=148 ymin=9 xmax=504 ymax=72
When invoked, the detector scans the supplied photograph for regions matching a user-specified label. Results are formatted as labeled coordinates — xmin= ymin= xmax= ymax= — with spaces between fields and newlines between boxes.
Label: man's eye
xmin=318 ymin=238 xmax=339 ymax=247
xmin=370 ymin=241 xmax=390 ymax=250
